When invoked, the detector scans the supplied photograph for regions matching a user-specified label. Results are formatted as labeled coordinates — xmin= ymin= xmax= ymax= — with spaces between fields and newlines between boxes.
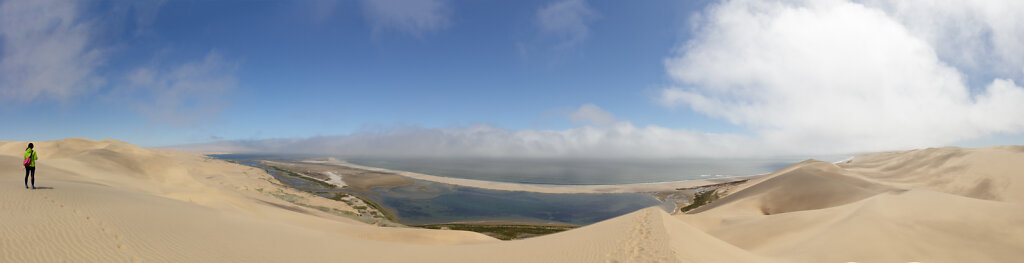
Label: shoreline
xmin=413 ymin=220 xmax=581 ymax=227
xmin=249 ymin=158 xmax=692 ymax=227
xmin=416 ymin=222 xmax=579 ymax=240
xmin=302 ymin=158 xmax=764 ymax=194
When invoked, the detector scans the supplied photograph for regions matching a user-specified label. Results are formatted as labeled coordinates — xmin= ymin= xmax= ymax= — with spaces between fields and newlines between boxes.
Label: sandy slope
xmin=0 ymin=139 xmax=495 ymax=262
xmin=2 ymin=138 xmax=1021 ymax=262
xmin=678 ymin=146 xmax=1024 ymax=262
xmin=842 ymin=146 xmax=1024 ymax=204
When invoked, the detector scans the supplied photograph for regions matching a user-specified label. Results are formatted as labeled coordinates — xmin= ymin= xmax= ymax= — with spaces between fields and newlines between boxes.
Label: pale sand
xmin=1 ymin=138 xmax=1022 ymax=262
xmin=676 ymin=146 xmax=1024 ymax=262
xmin=323 ymin=171 xmax=347 ymax=188
xmin=303 ymin=158 xmax=760 ymax=194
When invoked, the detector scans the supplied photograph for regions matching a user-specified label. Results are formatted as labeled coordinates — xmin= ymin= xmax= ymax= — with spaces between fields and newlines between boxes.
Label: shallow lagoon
xmin=218 ymin=156 xmax=669 ymax=225
xmin=361 ymin=180 xmax=664 ymax=225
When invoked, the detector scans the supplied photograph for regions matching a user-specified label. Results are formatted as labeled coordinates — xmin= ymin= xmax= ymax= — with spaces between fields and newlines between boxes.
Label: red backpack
xmin=23 ymin=150 xmax=32 ymax=167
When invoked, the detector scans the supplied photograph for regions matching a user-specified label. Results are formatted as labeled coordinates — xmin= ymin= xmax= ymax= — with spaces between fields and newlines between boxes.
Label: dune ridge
xmin=2 ymin=138 xmax=1022 ymax=262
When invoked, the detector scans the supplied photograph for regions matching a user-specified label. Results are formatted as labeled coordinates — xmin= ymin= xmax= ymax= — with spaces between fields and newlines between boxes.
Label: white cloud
xmin=858 ymin=0 xmax=1024 ymax=81
xmin=569 ymin=104 xmax=616 ymax=125
xmin=0 ymin=0 xmax=104 ymax=102
xmin=660 ymin=0 xmax=1024 ymax=154
xmin=0 ymin=0 xmax=239 ymax=125
xmin=175 ymin=122 xmax=759 ymax=158
xmin=174 ymin=104 xmax=764 ymax=158
xmin=361 ymin=0 xmax=451 ymax=36
xmin=536 ymin=0 xmax=599 ymax=49
xmin=118 ymin=52 xmax=238 ymax=125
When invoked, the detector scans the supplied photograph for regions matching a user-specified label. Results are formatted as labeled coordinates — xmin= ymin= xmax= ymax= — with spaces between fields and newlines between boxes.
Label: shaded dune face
xmin=691 ymin=162 xmax=896 ymax=215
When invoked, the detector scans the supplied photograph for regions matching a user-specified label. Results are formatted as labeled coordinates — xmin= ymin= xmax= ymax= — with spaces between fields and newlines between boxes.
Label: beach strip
xmin=302 ymin=159 xmax=761 ymax=194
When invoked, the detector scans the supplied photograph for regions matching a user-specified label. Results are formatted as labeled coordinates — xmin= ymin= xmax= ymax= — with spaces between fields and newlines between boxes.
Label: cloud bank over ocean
xmin=174 ymin=120 xmax=758 ymax=158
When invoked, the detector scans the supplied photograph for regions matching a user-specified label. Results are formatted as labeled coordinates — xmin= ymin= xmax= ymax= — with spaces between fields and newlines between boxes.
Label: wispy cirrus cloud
xmin=118 ymin=51 xmax=238 ymax=126
xmin=0 ymin=0 xmax=239 ymax=125
xmin=361 ymin=0 xmax=452 ymax=37
xmin=535 ymin=0 xmax=599 ymax=49
xmin=0 ymin=0 xmax=104 ymax=102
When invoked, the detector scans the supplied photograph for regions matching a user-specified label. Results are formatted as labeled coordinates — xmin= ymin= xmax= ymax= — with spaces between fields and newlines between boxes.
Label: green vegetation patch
xmin=417 ymin=224 xmax=579 ymax=240
xmin=680 ymin=188 xmax=720 ymax=213
xmin=270 ymin=191 xmax=306 ymax=203
xmin=357 ymin=196 xmax=398 ymax=222
xmin=325 ymin=192 xmax=400 ymax=225
xmin=267 ymin=165 xmax=337 ymax=189
xmin=326 ymin=193 xmax=349 ymax=201
xmin=326 ymin=193 xmax=356 ymax=206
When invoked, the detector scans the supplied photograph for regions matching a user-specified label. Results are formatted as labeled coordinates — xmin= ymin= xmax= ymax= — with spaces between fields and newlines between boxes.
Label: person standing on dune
xmin=24 ymin=143 xmax=37 ymax=189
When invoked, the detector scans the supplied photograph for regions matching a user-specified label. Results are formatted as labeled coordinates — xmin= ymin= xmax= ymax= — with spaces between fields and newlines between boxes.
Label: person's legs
xmin=24 ymin=167 xmax=30 ymax=188
xmin=29 ymin=167 xmax=35 ymax=188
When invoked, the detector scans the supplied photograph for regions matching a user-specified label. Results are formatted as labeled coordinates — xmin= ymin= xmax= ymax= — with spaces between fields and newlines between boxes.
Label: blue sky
xmin=1 ymin=0 xmax=1022 ymax=157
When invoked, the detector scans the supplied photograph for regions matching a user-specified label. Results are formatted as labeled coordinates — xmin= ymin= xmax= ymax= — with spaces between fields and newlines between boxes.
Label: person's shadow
xmin=33 ymin=186 xmax=54 ymax=190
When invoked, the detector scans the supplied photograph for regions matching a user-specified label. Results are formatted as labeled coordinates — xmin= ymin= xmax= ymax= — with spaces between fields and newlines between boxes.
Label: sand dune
xmin=688 ymin=161 xmax=895 ymax=216
xmin=678 ymin=146 xmax=1024 ymax=262
xmin=841 ymin=146 xmax=1024 ymax=203
xmin=2 ymin=138 xmax=1022 ymax=262
xmin=0 ymin=139 xmax=496 ymax=262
